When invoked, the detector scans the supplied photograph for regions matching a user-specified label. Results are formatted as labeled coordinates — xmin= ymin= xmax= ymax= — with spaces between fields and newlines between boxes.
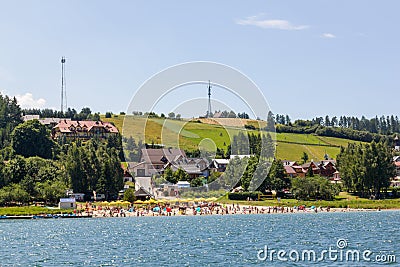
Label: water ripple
xmin=0 ymin=211 xmax=399 ymax=266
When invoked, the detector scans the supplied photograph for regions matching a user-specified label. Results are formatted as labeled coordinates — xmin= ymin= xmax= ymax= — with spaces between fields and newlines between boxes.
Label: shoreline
xmin=2 ymin=203 xmax=400 ymax=219
xmin=88 ymin=204 xmax=399 ymax=218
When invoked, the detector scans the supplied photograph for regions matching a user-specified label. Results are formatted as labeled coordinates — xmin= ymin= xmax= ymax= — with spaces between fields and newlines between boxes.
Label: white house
xmin=129 ymin=148 xmax=186 ymax=177
xmin=59 ymin=198 xmax=77 ymax=209
xmin=211 ymin=159 xmax=229 ymax=172
xmin=177 ymin=181 xmax=190 ymax=188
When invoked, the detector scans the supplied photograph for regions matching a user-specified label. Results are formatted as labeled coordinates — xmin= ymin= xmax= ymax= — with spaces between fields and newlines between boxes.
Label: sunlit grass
xmin=103 ymin=115 xmax=363 ymax=161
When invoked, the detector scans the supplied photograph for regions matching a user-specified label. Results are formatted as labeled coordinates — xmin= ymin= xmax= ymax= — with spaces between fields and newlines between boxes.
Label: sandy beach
xmin=84 ymin=203 xmax=386 ymax=218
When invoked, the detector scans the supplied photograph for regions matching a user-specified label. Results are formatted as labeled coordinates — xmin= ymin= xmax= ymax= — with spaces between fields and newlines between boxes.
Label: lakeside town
xmin=0 ymin=97 xmax=400 ymax=218
xmin=3 ymin=2 xmax=400 ymax=267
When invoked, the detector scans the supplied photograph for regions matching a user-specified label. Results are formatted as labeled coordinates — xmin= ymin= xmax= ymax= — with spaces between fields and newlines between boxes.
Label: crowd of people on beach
xmin=71 ymin=202 xmax=358 ymax=218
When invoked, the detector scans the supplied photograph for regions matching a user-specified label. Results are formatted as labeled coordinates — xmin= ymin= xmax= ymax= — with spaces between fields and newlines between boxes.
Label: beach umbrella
xmin=134 ymin=200 xmax=144 ymax=204
xmin=153 ymin=206 xmax=160 ymax=212
xmin=197 ymin=197 xmax=206 ymax=202
xmin=109 ymin=201 xmax=117 ymax=206
xmin=142 ymin=200 xmax=150 ymax=204
xmin=101 ymin=201 xmax=109 ymax=206
xmin=149 ymin=199 xmax=157 ymax=204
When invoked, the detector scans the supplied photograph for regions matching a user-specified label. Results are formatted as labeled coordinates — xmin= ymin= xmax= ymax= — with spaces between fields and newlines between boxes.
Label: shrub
xmin=245 ymin=124 xmax=256 ymax=130
xmin=228 ymin=191 xmax=262 ymax=201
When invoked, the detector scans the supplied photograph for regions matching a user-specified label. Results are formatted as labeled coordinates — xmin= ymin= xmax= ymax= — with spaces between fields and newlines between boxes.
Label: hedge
xmin=228 ymin=191 xmax=262 ymax=201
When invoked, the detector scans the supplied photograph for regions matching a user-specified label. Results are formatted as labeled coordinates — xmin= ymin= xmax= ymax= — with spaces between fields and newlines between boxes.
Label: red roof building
xmin=51 ymin=120 xmax=119 ymax=140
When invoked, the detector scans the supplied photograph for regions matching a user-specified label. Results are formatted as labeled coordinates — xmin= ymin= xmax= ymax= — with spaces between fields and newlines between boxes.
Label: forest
xmin=0 ymin=94 xmax=124 ymax=205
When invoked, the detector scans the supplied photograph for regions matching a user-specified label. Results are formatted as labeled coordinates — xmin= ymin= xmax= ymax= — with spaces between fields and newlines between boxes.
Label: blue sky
xmin=0 ymin=1 xmax=399 ymax=119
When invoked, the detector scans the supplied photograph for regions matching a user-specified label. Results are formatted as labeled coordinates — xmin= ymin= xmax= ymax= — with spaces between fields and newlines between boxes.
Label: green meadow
xmin=218 ymin=192 xmax=400 ymax=209
xmin=102 ymin=115 xmax=361 ymax=161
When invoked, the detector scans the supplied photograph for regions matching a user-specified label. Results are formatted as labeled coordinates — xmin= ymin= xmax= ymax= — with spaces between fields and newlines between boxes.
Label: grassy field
xmin=217 ymin=192 xmax=400 ymax=209
xmin=102 ymin=115 xmax=361 ymax=161
xmin=0 ymin=206 xmax=73 ymax=216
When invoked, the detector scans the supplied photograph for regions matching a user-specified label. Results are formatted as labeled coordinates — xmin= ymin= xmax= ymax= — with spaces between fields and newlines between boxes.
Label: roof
xmin=282 ymin=160 xmax=297 ymax=166
xmin=135 ymin=177 xmax=153 ymax=193
xmin=188 ymin=158 xmax=209 ymax=165
xmin=134 ymin=187 xmax=152 ymax=197
xmin=22 ymin=115 xmax=39 ymax=121
xmin=59 ymin=198 xmax=76 ymax=203
xmin=39 ymin=118 xmax=70 ymax=125
xmin=230 ymin=155 xmax=251 ymax=159
xmin=141 ymin=148 xmax=186 ymax=165
xmin=213 ymin=159 xmax=229 ymax=165
xmin=177 ymin=181 xmax=190 ymax=185
xmin=213 ymin=112 xmax=223 ymax=118
xmin=284 ymin=166 xmax=296 ymax=174
xmin=128 ymin=161 xmax=146 ymax=169
xmin=319 ymin=160 xmax=336 ymax=166
xmin=53 ymin=120 xmax=119 ymax=134
xmin=302 ymin=162 xmax=319 ymax=169
xmin=170 ymin=164 xmax=204 ymax=174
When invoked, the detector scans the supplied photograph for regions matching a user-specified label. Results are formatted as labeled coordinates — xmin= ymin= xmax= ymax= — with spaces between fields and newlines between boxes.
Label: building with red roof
xmin=51 ymin=120 xmax=119 ymax=140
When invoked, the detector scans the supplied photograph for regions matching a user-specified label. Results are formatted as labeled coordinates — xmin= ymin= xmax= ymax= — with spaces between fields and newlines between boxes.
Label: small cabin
xmin=67 ymin=193 xmax=85 ymax=201
xmin=59 ymin=198 xmax=77 ymax=209
xmin=176 ymin=181 xmax=190 ymax=188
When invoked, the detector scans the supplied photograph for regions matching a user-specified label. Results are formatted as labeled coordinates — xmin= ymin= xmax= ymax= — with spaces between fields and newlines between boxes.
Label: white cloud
xmin=236 ymin=15 xmax=309 ymax=30
xmin=321 ymin=33 xmax=336 ymax=39
xmin=15 ymin=93 xmax=46 ymax=109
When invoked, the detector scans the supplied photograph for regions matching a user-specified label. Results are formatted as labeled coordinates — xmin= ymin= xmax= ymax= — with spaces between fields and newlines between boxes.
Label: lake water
xmin=0 ymin=211 xmax=399 ymax=266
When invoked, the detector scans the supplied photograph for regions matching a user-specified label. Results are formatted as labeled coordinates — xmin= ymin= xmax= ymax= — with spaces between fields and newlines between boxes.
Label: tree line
xmin=337 ymin=141 xmax=396 ymax=198
xmin=229 ymin=132 xmax=275 ymax=159
xmin=23 ymin=107 xmax=101 ymax=121
xmin=213 ymin=156 xmax=339 ymax=200
xmin=275 ymin=113 xmax=400 ymax=135
xmin=0 ymin=93 xmax=124 ymax=205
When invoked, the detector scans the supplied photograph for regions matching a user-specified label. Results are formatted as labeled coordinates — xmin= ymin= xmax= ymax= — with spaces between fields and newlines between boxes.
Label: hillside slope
xmin=102 ymin=115 xmax=361 ymax=161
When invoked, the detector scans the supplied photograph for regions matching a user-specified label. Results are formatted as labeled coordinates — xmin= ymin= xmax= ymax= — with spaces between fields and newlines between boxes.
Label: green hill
xmin=102 ymin=115 xmax=362 ymax=161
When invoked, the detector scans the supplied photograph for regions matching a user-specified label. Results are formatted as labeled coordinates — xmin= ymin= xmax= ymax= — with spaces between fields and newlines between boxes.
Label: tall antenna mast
xmin=61 ymin=57 xmax=67 ymax=113
xmin=207 ymin=80 xmax=212 ymax=118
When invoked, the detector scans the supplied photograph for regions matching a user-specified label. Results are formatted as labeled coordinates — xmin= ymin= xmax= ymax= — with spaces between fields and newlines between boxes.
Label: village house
xmin=317 ymin=160 xmax=337 ymax=177
xmin=39 ymin=118 xmax=71 ymax=128
xmin=395 ymin=136 xmax=400 ymax=151
xmin=22 ymin=115 xmax=72 ymax=129
xmin=128 ymin=148 xmax=186 ymax=177
xmin=282 ymin=161 xmax=306 ymax=178
xmin=210 ymin=159 xmax=229 ymax=172
xmin=282 ymin=160 xmax=338 ymax=179
xmin=134 ymin=187 xmax=153 ymax=201
xmin=165 ymin=159 xmax=209 ymax=179
xmin=51 ymin=120 xmax=119 ymax=140
xmin=302 ymin=162 xmax=321 ymax=176
xmin=394 ymin=156 xmax=400 ymax=177
xmin=391 ymin=156 xmax=400 ymax=187
xmin=59 ymin=198 xmax=76 ymax=209
xmin=122 ymin=168 xmax=134 ymax=183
